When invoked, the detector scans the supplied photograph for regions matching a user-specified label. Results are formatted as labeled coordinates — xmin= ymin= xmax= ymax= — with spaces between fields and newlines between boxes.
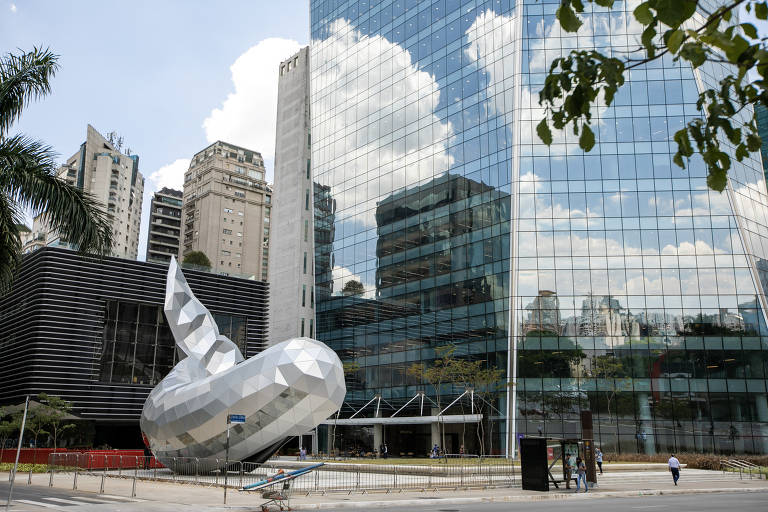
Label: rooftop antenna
xmin=106 ymin=131 xmax=125 ymax=152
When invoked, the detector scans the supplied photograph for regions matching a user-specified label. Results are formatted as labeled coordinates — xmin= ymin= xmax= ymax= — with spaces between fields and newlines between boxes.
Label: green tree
xmin=0 ymin=407 xmax=20 ymax=461
xmin=24 ymin=409 xmax=48 ymax=454
xmin=37 ymin=393 xmax=75 ymax=450
xmin=407 ymin=345 xmax=459 ymax=456
xmin=591 ymin=354 xmax=632 ymax=421
xmin=454 ymin=363 xmax=505 ymax=457
xmin=182 ymin=250 xmax=212 ymax=268
xmin=540 ymin=390 xmax=589 ymax=430
xmin=444 ymin=357 xmax=480 ymax=453
xmin=537 ymin=0 xmax=768 ymax=192
xmin=0 ymin=47 xmax=113 ymax=292
xmin=341 ymin=279 xmax=364 ymax=296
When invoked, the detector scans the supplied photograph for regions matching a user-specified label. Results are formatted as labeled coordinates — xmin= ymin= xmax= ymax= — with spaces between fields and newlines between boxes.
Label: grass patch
xmin=0 ymin=463 xmax=48 ymax=473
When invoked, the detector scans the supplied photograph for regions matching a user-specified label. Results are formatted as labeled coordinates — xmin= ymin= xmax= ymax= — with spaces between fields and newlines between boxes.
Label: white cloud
xmin=332 ymin=264 xmax=373 ymax=298
xmin=9 ymin=3 xmax=16 ymax=12
xmin=312 ymin=18 xmax=454 ymax=229
xmin=203 ymin=37 xmax=301 ymax=177
xmin=147 ymin=158 xmax=190 ymax=191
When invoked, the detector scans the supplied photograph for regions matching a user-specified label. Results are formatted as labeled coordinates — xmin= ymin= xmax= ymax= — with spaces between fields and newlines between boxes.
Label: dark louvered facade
xmin=0 ymin=247 xmax=268 ymax=446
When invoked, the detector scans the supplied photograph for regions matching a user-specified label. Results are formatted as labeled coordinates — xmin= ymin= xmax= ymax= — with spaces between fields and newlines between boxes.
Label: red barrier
xmin=83 ymin=450 xmax=163 ymax=469
xmin=1 ymin=448 xmax=163 ymax=469
xmin=0 ymin=448 xmax=67 ymax=464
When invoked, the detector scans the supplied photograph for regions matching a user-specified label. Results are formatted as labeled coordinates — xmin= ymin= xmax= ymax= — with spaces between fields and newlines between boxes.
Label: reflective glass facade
xmin=311 ymin=0 xmax=768 ymax=455
xmin=99 ymin=299 xmax=247 ymax=386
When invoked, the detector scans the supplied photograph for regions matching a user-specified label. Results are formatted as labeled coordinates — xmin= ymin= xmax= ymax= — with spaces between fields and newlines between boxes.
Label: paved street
xmin=335 ymin=493 xmax=768 ymax=512
xmin=0 ymin=479 xmax=145 ymax=510
xmin=1 ymin=469 xmax=767 ymax=511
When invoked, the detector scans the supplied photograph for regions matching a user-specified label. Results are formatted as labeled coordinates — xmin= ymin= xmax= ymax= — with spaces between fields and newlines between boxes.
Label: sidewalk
xmin=3 ymin=469 xmax=768 ymax=511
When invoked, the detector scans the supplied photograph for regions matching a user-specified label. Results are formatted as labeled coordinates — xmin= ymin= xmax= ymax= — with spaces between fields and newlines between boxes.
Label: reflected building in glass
xmin=310 ymin=0 xmax=768 ymax=455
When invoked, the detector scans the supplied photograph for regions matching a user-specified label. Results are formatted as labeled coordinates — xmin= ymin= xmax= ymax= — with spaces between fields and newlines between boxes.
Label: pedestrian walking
xmin=383 ymin=443 xmax=388 ymax=459
xmin=595 ymin=447 xmax=603 ymax=474
xmin=575 ymin=456 xmax=588 ymax=492
xmin=564 ymin=453 xmax=575 ymax=489
xmin=668 ymin=454 xmax=681 ymax=485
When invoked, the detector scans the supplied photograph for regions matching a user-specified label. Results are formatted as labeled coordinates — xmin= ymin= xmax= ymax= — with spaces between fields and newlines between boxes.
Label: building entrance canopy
xmin=322 ymin=414 xmax=482 ymax=426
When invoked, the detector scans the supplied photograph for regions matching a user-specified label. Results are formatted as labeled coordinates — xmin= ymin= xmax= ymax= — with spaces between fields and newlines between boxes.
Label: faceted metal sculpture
xmin=140 ymin=257 xmax=345 ymax=465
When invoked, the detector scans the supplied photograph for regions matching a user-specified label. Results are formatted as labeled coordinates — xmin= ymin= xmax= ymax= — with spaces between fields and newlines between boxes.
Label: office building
xmin=270 ymin=47 xmax=316 ymax=344
xmin=54 ymin=125 xmax=144 ymax=259
xmin=180 ymin=141 xmax=271 ymax=280
xmin=145 ymin=187 xmax=183 ymax=263
xmin=0 ymin=247 xmax=269 ymax=447
xmin=756 ymin=103 xmax=768 ymax=189
xmin=310 ymin=0 xmax=768 ymax=456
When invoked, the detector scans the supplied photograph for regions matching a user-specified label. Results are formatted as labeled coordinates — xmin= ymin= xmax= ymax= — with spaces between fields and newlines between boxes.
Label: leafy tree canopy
xmin=37 ymin=392 xmax=75 ymax=450
xmin=0 ymin=47 xmax=113 ymax=293
xmin=341 ymin=279 xmax=365 ymax=296
xmin=538 ymin=0 xmax=768 ymax=192
xmin=182 ymin=250 xmax=211 ymax=268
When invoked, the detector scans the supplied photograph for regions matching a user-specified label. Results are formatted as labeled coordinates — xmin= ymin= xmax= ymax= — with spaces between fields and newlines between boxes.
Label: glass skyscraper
xmin=310 ymin=0 xmax=768 ymax=456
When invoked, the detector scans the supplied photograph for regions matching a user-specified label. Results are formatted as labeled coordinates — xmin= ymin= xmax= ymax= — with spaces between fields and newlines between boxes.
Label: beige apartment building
xmin=180 ymin=141 xmax=271 ymax=280
xmin=51 ymin=125 xmax=144 ymax=259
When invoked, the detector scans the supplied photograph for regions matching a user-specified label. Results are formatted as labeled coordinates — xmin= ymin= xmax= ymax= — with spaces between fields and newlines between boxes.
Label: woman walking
xmin=575 ymin=456 xmax=588 ymax=492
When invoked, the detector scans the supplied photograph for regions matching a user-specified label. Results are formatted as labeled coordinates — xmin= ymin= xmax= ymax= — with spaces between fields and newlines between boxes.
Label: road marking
xmin=15 ymin=499 xmax=66 ymax=509
xmin=631 ymin=507 xmax=667 ymax=509
xmin=69 ymin=496 xmax=122 ymax=503
xmin=44 ymin=497 xmax=95 ymax=505
xmin=98 ymin=494 xmax=144 ymax=501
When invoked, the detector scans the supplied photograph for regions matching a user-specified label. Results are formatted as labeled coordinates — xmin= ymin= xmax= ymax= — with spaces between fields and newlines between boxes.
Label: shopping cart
xmin=240 ymin=463 xmax=323 ymax=511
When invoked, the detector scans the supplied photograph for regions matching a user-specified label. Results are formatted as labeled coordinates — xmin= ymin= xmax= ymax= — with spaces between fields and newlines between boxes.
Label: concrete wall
xmin=269 ymin=46 xmax=315 ymax=344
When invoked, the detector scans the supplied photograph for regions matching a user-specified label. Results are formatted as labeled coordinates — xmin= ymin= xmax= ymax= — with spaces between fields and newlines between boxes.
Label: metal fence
xmin=46 ymin=453 xmax=518 ymax=494
xmin=720 ymin=459 xmax=768 ymax=480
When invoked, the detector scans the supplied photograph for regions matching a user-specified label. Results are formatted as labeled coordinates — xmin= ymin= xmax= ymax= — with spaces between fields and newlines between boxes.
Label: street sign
xmin=228 ymin=414 xmax=246 ymax=424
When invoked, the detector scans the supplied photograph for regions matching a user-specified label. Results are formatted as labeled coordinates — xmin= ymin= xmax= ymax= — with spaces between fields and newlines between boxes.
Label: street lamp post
xmin=6 ymin=396 xmax=30 ymax=511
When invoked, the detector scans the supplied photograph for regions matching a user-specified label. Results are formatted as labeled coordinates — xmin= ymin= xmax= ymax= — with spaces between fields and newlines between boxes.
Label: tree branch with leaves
xmin=0 ymin=47 xmax=113 ymax=293
xmin=538 ymin=0 xmax=768 ymax=191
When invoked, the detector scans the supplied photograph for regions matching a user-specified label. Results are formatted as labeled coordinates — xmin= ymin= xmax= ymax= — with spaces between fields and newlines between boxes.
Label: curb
xmin=289 ymin=486 xmax=768 ymax=510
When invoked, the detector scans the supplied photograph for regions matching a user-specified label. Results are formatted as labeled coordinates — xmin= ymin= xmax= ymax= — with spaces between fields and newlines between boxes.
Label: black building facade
xmin=0 ymin=247 xmax=268 ymax=447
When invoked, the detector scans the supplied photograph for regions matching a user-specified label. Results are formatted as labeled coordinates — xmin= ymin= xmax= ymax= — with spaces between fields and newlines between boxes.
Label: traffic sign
xmin=228 ymin=414 xmax=246 ymax=424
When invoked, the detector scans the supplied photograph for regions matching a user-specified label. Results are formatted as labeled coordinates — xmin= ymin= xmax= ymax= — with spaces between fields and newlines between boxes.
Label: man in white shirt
xmin=668 ymin=454 xmax=681 ymax=485
xmin=595 ymin=448 xmax=603 ymax=474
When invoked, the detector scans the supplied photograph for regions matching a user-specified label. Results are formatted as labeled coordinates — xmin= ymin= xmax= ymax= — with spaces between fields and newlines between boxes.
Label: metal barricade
xmin=45 ymin=453 xmax=519 ymax=495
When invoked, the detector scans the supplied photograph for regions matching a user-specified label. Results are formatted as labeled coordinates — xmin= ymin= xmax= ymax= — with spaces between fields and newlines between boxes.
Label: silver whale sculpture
xmin=140 ymin=257 xmax=345 ymax=465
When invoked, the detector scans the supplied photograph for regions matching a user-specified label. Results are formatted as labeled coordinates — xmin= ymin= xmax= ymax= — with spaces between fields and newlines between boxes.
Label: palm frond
xmin=0 ymin=134 xmax=113 ymax=258
xmin=0 ymin=194 xmax=24 ymax=294
xmin=0 ymin=47 xmax=59 ymax=137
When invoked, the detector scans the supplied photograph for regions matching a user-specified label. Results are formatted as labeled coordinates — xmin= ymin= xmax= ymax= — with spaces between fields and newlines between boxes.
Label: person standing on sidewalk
xmin=668 ymin=454 xmax=681 ymax=485
xmin=575 ymin=456 xmax=588 ymax=492
xmin=595 ymin=448 xmax=603 ymax=474
xmin=564 ymin=454 xmax=574 ymax=489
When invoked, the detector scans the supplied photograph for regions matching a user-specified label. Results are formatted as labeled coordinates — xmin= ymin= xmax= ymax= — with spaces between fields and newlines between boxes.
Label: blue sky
xmin=3 ymin=1 xmax=768 ymax=261
xmin=2 ymin=0 xmax=308 ymax=259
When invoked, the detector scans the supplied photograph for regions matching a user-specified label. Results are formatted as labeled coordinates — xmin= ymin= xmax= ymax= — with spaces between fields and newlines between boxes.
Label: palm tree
xmin=0 ymin=47 xmax=112 ymax=292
